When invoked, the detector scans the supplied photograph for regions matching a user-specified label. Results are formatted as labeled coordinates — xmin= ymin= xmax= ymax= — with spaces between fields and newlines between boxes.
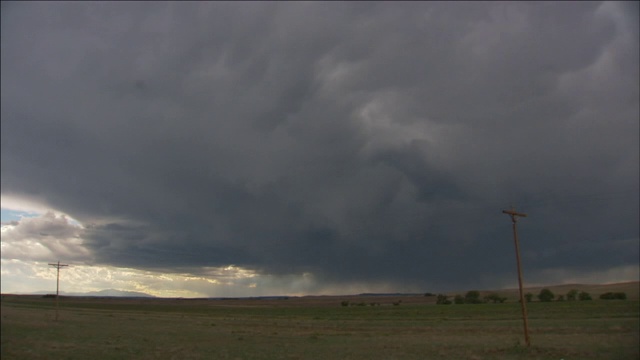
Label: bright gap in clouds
xmin=0 ymin=259 xmax=268 ymax=298
xmin=0 ymin=211 xmax=416 ymax=298
xmin=1 ymin=209 xmax=40 ymax=223
xmin=0 ymin=202 xmax=392 ymax=297
xmin=0 ymin=258 xmax=409 ymax=298
xmin=0 ymin=196 xmax=424 ymax=298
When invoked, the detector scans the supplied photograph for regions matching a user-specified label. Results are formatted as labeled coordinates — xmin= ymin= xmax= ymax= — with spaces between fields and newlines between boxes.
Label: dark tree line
xmin=435 ymin=288 xmax=626 ymax=305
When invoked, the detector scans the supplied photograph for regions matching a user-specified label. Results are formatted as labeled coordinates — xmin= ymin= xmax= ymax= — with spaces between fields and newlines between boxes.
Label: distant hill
xmin=78 ymin=289 xmax=156 ymax=298
xmin=30 ymin=289 xmax=155 ymax=298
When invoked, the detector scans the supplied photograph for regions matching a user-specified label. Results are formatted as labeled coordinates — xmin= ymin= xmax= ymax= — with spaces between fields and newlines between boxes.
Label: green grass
xmin=2 ymin=295 xmax=638 ymax=359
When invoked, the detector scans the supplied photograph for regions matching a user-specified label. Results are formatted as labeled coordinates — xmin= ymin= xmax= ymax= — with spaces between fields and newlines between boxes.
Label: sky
xmin=1 ymin=1 xmax=638 ymax=298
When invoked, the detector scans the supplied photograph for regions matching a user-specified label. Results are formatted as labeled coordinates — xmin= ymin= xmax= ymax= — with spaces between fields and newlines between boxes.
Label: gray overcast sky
xmin=1 ymin=1 xmax=638 ymax=296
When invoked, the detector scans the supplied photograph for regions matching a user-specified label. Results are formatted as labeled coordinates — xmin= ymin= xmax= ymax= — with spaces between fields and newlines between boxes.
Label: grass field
xmin=2 ymin=285 xmax=639 ymax=360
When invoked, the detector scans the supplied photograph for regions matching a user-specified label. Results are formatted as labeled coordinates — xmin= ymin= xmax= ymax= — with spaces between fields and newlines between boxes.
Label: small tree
xmin=538 ymin=288 xmax=555 ymax=302
xmin=566 ymin=289 xmax=579 ymax=301
xmin=600 ymin=292 xmax=627 ymax=300
xmin=556 ymin=295 xmax=565 ymax=301
xmin=600 ymin=292 xmax=613 ymax=300
xmin=436 ymin=294 xmax=451 ymax=305
xmin=578 ymin=291 xmax=592 ymax=301
xmin=524 ymin=293 xmax=533 ymax=302
xmin=454 ymin=295 xmax=465 ymax=304
xmin=485 ymin=293 xmax=507 ymax=303
xmin=464 ymin=290 xmax=483 ymax=304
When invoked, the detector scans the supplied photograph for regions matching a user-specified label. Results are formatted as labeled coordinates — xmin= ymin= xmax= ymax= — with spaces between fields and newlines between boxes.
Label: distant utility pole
xmin=48 ymin=261 xmax=69 ymax=321
xmin=502 ymin=207 xmax=530 ymax=347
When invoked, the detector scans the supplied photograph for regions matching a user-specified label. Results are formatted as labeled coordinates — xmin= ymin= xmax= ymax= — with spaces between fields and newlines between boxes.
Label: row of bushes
xmin=435 ymin=289 xmax=628 ymax=304
xmin=435 ymin=291 xmax=504 ymax=305
xmin=534 ymin=288 xmax=593 ymax=302
xmin=534 ymin=288 xmax=629 ymax=302
xmin=599 ymin=292 xmax=627 ymax=300
xmin=340 ymin=300 xmax=402 ymax=307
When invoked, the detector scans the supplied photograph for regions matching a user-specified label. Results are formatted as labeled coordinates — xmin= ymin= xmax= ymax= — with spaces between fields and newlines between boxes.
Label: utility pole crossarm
xmin=502 ymin=209 xmax=528 ymax=217
xmin=48 ymin=262 xmax=69 ymax=268
xmin=502 ymin=209 xmax=528 ymax=223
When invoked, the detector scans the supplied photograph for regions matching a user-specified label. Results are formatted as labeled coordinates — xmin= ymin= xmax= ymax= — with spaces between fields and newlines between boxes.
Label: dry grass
xmin=1 ymin=282 xmax=638 ymax=359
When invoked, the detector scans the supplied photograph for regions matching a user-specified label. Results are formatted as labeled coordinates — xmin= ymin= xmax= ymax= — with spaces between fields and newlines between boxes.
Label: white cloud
xmin=1 ymin=212 xmax=90 ymax=262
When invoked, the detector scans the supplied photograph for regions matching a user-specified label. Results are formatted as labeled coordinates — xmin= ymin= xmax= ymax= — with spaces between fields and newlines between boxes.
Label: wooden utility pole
xmin=502 ymin=207 xmax=530 ymax=347
xmin=48 ymin=261 xmax=69 ymax=321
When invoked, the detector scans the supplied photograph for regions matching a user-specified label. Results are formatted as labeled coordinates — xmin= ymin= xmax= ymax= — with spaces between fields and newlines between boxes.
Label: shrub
xmin=341 ymin=301 xmax=350 ymax=307
xmin=578 ymin=291 xmax=592 ymax=301
xmin=454 ymin=295 xmax=465 ymax=304
xmin=436 ymin=294 xmax=452 ymax=305
xmin=537 ymin=288 xmax=555 ymax=302
xmin=524 ymin=293 xmax=533 ymax=302
xmin=566 ymin=289 xmax=579 ymax=301
xmin=600 ymin=292 xmax=627 ymax=300
xmin=464 ymin=290 xmax=483 ymax=304
xmin=556 ymin=295 xmax=565 ymax=301
xmin=485 ymin=293 xmax=507 ymax=303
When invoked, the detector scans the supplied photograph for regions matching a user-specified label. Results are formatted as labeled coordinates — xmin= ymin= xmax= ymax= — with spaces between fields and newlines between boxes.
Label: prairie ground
xmin=1 ymin=290 xmax=638 ymax=360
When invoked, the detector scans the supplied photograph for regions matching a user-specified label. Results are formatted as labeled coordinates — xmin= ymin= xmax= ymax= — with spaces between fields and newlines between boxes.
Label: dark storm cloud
xmin=2 ymin=2 xmax=638 ymax=292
